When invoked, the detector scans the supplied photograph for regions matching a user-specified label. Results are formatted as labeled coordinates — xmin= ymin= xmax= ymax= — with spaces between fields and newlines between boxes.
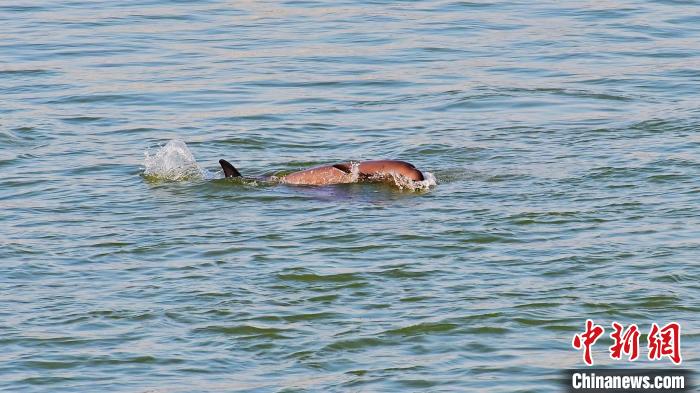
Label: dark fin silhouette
xmin=332 ymin=163 xmax=352 ymax=173
xmin=219 ymin=159 xmax=242 ymax=178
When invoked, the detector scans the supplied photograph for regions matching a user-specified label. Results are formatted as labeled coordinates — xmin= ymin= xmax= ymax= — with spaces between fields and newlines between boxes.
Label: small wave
xmin=418 ymin=171 xmax=438 ymax=189
xmin=143 ymin=140 xmax=214 ymax=181
xmin=364 ymin=171 xmax=437 ymax=191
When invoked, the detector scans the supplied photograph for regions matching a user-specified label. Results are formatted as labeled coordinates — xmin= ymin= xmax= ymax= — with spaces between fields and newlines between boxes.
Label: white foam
xmin=414 ymin=171 xmax=438 ymax=190
xmin=364 ymin=170 xmax=437 ymax=191
xmin=143 ymin=140 xmax=213 ymax=181
xmin=349 ymin=161 xmax=361 ymax=182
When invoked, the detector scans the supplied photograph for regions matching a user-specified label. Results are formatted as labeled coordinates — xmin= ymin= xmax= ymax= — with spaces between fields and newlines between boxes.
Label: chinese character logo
xmin=572 ymin=320 xmax=682 ymax=366
xmin=609 ymin=322 xmax=640 ymax=361
xmin=648 ymin=322 xmax=681 ymax=365
xmin=572 ymin=319 xmax=605 ymax=366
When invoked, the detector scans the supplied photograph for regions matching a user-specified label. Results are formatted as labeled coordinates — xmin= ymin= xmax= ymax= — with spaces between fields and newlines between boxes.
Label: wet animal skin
xmin=220 ymin=159 xmax=424 ymax=185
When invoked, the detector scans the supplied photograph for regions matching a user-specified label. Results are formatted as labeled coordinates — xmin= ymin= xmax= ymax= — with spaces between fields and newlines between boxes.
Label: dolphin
xmin=219 ymin=159 xmax=424 ymax=186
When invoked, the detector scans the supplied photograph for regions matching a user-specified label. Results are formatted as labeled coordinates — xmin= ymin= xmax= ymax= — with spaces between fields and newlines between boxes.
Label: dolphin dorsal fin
xmin=219 ymin=159 xmax=242 ymax=178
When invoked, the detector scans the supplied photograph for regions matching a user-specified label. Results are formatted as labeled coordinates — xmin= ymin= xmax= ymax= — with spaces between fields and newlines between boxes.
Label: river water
xmin=2 ymin=1 xmax=699 ymax=391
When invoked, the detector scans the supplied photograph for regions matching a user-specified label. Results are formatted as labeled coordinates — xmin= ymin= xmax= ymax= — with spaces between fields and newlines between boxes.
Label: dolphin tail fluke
xmin=219 ymin=159 xmax=242 ymax=178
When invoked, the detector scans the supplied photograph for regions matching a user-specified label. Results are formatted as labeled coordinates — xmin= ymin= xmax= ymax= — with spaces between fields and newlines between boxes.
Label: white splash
xmin=143 ymin=140 xmax=212 ymax=181
xmin=349 ymin=161 xmax=361 ymax=182
xmin=365 ymin=170 xmax=437 ymax=191
xmin=415 ymin=171 xmax=438 ymax=190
